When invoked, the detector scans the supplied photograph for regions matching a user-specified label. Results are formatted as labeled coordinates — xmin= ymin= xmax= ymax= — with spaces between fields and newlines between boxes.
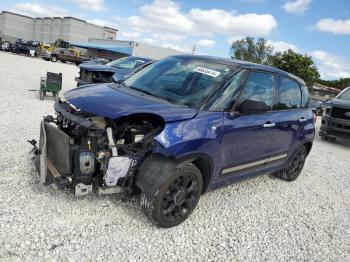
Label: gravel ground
xmin=0 ymin=51 xmax=349 ymax=261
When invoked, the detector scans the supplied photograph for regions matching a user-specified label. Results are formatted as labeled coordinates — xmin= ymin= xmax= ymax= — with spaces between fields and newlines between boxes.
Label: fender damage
xmin=30 ymin=83 xmax=197 ymax=196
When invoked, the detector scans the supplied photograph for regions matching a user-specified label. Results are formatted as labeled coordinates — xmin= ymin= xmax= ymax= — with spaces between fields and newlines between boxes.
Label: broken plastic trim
xmin=54 ymin=101 xmax=103 ymax=130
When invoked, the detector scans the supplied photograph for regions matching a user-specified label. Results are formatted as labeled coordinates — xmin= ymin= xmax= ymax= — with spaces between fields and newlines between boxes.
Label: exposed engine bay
xmin=80 ymin=69 xmax=114 ymax=84
xmin=30 ymin=100 xmax=164 ymax=196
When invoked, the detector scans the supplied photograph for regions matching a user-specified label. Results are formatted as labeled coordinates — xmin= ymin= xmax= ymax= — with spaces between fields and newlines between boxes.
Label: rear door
xmin=268 ymin=76 xmax=310 ymax=157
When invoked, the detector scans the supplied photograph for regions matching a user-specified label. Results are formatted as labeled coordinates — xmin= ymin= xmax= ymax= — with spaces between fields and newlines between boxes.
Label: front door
xmin=218 ymin=71 xmax=285 ymax=181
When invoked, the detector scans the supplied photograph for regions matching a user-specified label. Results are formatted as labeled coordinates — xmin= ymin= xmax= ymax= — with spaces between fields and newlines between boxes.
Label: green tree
xmin=317 ymin=78 xmax=350 ymax=90
xmin=230 ymin=37 xmax=274 ymax=65
xmin=270 ymin=49 xmax=320 ymax=86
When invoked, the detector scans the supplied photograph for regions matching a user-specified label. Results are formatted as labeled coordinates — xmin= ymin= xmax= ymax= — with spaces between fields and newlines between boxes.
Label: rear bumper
xmin=320 ymin=117 xmax=350 ymax=138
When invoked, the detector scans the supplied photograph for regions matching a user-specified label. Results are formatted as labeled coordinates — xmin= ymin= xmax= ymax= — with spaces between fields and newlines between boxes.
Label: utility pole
xmin=192 ymin=45 xmax=196 ymax=55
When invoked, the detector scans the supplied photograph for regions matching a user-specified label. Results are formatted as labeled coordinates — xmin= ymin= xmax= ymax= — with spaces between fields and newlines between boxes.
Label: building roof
xmin=1 ymin=11 xmax=118 ymax=31
xmin=174 ymin=55 xmax=306 ymax=85
xmin=71 ymin=42 xmax=133 ymax=56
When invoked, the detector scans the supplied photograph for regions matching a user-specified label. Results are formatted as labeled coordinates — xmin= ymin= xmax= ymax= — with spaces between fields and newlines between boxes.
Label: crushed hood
xmin=325 ymin=99 xmax=350 ymax=108
xmin=79 ymin=63 xmax=119 ymax=73
xmin=64 ymin=84 xmax=198 ymax=122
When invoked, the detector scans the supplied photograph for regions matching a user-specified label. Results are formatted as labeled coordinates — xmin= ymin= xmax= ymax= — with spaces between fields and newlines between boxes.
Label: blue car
xmin=31 ymin=55 xmax=315 ymax=228
xmin=75 ymin=56 xmax=154 ymax=86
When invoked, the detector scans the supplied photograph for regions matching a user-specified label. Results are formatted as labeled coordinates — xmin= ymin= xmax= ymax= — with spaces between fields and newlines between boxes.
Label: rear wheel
xmin=137 ymin=157 xmax=203 ymax=228
xmin=274 ymin=145 xmax=307 ymax=181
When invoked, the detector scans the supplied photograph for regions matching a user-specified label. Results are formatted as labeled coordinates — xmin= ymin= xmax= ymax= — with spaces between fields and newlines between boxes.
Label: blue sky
xmin=1 ymin=0 xmax=349 ymax=79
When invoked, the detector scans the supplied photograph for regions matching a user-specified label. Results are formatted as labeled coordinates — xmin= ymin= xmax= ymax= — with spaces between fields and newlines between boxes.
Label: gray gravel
xmin=0 ymin=51 xmax=349 ymax=261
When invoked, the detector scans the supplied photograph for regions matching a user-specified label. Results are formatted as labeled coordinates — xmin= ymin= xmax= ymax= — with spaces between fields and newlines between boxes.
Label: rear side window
xmin=238 ymin=71 xmax=275 ymax=110
xmin=275 ymin=77 xmax=301 ymax=110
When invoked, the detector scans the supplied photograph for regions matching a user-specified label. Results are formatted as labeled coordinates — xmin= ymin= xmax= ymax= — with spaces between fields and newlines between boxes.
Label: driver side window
xmin=238 ymin=71 xmax=276 ymax=110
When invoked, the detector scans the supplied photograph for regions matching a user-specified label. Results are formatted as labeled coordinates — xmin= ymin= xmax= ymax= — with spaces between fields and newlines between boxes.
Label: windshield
xmin=107 ymin=57 xmax=147 ymax=70
xmin=123 ymin=57 xmax=235 ymax=109
xmin=337 ymin=88 xmax=350 ymax=100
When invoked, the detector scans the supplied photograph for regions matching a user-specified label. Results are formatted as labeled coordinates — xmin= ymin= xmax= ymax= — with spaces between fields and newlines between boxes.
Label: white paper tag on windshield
xmin=193 ymin=67 xmax=221 ymax=78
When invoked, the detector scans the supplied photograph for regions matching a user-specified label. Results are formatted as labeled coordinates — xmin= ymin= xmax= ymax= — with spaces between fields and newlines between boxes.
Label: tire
xmin=50 ymin=55 xmax=57 ymax=62
xmin=137 ymin=156 xmax=203 ymax=228
xmin=39 ymin=89 xmax=44 ymax=100
xmin=274 ymin=145 xmax=307 ymax=181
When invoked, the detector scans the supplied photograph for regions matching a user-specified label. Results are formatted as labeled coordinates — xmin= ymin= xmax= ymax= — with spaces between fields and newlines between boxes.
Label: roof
xmin=174 ymin=55 xmax=306 ymax=85
xmin=1 ymin=11 xmax=33 ymax=20
xmin=70 ymin=42 xmax=133 ymax=56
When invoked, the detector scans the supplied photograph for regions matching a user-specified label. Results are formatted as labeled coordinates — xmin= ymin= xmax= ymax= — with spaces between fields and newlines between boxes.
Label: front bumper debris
xmin=32 ymin=121 xmax=73 ymax=186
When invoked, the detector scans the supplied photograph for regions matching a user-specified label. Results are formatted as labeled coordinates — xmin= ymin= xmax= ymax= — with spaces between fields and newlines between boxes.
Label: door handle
xmin=299 ymin=117 xmax=307 ymax=122
xmin=263 ymin=122 xmax=275 ymax=128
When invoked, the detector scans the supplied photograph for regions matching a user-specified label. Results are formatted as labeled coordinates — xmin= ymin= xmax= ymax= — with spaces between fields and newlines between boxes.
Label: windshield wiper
xmin=130 ymin=87 xmax=153 ymax=96
xmin=130 ymin=87 xmax=178 ymax=104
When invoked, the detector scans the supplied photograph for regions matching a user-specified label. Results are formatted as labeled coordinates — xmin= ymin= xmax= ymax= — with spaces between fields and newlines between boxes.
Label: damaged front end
xmin=30 ymin=100 xmax=164 ymax=196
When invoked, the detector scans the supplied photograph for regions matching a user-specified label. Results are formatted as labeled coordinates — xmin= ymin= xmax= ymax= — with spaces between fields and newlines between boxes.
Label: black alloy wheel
xmin=160 ymin=173 xmax=200 ymax=222
xmin=138 ymin=157 xmax=203 ymax=228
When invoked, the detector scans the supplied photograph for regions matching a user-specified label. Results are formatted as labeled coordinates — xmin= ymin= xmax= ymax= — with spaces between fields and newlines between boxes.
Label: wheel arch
xmin=303 ymin=141 xmax=313 ymax=156
xmin=176 ymin=152 xmax=215 ymax=194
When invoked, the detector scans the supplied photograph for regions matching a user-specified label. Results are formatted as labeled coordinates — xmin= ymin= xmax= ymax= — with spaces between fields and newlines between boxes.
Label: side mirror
xmin=112 ymin=73 xmax=127 ymax=83
xmin=239 ymin=99 xmax=268 ymax=114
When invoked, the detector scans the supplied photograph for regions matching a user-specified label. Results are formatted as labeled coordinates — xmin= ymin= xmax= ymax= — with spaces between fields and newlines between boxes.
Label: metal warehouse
xmin=72 ymin=39 xmax=188 ymax=60
xmin=0 ymin=11 xmax=117 ymax=43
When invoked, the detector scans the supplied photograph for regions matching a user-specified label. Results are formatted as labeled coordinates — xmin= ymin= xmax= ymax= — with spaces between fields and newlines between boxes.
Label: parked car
xmin=12 ymin=39 xmax=39 ymax=56
xmin=320 ymin=87 xmax=350 ymax=141
xmin=29 ymin=55 xmax=315 ymax=228
xmin=1 ymin=41 xmax=11 ymax=51
xmin=75 ymin=56 xmax=154 ymax=86
xmin=309 ymin=98 xmax=323 ymax=116
xmin=1 ymin=41 xmax=18 ymax=52
xmin=44 ymin=47 xmax=87 ymax=65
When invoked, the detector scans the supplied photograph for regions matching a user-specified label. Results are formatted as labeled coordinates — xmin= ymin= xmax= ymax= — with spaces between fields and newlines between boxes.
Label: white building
xmin=0 ymin=11 xmax=117 ymax=43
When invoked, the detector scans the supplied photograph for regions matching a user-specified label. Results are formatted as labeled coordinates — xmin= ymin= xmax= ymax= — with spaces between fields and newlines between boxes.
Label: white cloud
xmin=196 ymin=39 xmax=216 ymax=47
xmin=189 ymin=9 xmax=277 ymax=36
xmin=126 ymin=0 xmax=277 ymax=46
xmin=315 ymin=18 xmax=350 ymax=35
xmin=128 ymin=0 xmax=193 ymax=35
xmin=143 ymin=38 xmax=156 ymax=44
xmin=269 ymin=40 xmax=299 ymax=53
xmin=282 ymin=0 xmax=312 ymax=14
xmin=12 ymin=3 xmax=67 ymax=17
xmin=87 ymin=19 xmax=118 ymax=29
xmin=120 ymin=31 xmax=142 ymax=39
xmin=68 ymin=0 xmax=106 ymax=12
xmin=310 ymin=50 xmax=350 ymax=79
xmin=161 ymin=43 xmax=192 ymax=53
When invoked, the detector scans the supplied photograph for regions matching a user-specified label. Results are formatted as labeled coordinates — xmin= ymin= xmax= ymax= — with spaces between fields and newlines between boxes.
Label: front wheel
xmin=274 ymin=145 xmax=307 ymax=181
xmin=137 ymin=157 xmax=203 ymax=228
xmin=50 ymin=55 xmax=57 ymax=62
